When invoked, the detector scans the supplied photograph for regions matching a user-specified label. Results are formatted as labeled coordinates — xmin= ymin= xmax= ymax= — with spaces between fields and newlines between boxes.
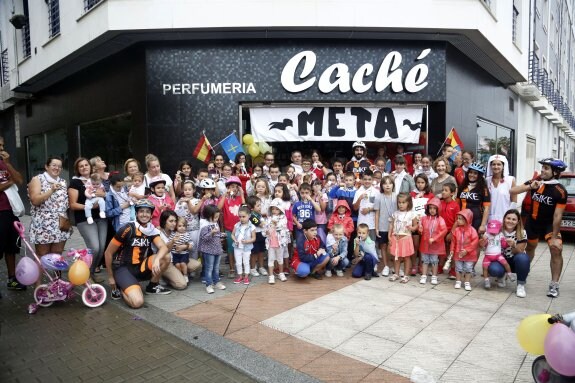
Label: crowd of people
xmin=0 ymin=135 xmax=569 ymax=307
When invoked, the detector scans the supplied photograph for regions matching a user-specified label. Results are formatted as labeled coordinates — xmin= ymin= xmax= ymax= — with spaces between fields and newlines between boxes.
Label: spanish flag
xmin=443 ymin=127 xmax=464 ymax=160
xmin=193 ymin=133 xmax=213 ymax=163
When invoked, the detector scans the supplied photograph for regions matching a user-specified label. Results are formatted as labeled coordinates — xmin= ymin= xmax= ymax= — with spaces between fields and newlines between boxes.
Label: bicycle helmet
xmin=468 ymin=162 xmax=486 ymax=174
xmin=225 ymin=176 xmax=242 ymax=186
xmin=134 ymin=199 xmax=155 ymax=212
xmin=352 ymin=141 xmax=366 ymax=150
xmin=199 ymin=178 xmax=216 ymax=189
xmin=538 ymin=158 xmax=567 ymax=172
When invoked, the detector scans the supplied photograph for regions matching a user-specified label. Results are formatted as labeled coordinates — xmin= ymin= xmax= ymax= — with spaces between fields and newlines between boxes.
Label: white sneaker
xmin=430 ymin=276 xmax=438 ymax=285
xmin=335 ymin=270 xmax=344 ymax=277
xmin=185 ymin=275 xmax=189 ymax=284
xmin=86 ymin=217 xmax=94 ymax=225
xmin=268 ymin=275 xmax=275 ymax=284
xmin=419 ymin=275 xmax=427 ymax=284
xmin=497 ymin=278 xmax=506 ymax=288
xmin=464 ymin=282 xmax=472 ymax=291
xmin=325 ymin=270 xmax=332 ymax=277
xmin=516 ymin=284 xmax=526 ymax=298
xmin=484 ymin=278 xmax=491 ymax=289
xmin=250 ymin=269 xmax=260 ymax=277
xmin=206 ymin=285 xmax=215 ymax=294
xmin=99 ymin=211 xmax=106 ymax=219
xmin=381 ymin=266 xmax=390 ymax=277
xmin=278 ymin=273 xmax=287 ymax=281
xmin=215 ymin=282 xmax=226 ymax=290
xmin=507 ymin=273 xmax=517 ymax=282
xmin=258 ymin=267 xmax=268 ymax=276
xmin=454 ymin=281 xmax=462 ymax=289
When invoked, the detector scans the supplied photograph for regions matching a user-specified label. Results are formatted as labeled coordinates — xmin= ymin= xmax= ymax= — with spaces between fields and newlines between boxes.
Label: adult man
xmin=290 ymin=150 xmax=303 ymax=176
xmin=0 ymin=136 xmax=26 ymax=293
xmin=345 ymin=141 xmax=372 ymax=180
xmin=104 ymin=199 xmax=171 ymax=308
xmin=511 ymin=158 xmax=568 ymax=298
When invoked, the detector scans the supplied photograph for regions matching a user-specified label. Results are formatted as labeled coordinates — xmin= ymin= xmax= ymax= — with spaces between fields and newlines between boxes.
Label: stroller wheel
xmin=34 ymin=284 xmax=54 ymax=307
xmin=82 ymin=284 xmax=107 ymax=308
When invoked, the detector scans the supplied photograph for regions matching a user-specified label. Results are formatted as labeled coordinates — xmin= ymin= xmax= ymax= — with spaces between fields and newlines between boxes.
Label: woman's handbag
xmin=59 ymin=212 xmax=72 ymax=231
xmin=5 ymin=184 xmax=25 ymax=217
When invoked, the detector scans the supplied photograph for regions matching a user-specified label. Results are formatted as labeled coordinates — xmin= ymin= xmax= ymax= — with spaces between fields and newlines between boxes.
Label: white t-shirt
xmin=391 ymin=210 xmax=418 ymax=235
xmin=353 ymin=186 xmax=378 ymax=229
xmin=487 ymin=175 xmax=514 ymax=221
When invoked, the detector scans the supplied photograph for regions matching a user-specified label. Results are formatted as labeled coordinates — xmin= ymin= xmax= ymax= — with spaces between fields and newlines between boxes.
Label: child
xmin=194 ymin=168 xmax=209 ymax=199
xmin=291 ymin=219 xmax=329 ymax=279
xmin=331 ymin=159 xmax=345 ymax=184
xmin=327 ymin=199 xmax=355 ymax=241
xmin=231 ymin=206 xmax=257 ymax=285
xmin=312 ymin=180 xmax=329 ymax=244
xmin=246 ymin=163 xmax=264 ymax=196
xmin=147 ymin=177 xmax=175 ymax=228
xmin=171 ymin=217 xmax=194 ymax=283
xmin=278 ymin=173 xmax=299 ymax=204
xmin=388 ymin=193 xmax=418 ymax=283
xmin=246 ymin=196 xmax=266 ymax=277
xmin=481 ymin=219 xmax=515 ymax=288
xmin=410 ymin=173 xmax=434 ymax=275
xmin=418 ymin=197 xmax=447 ymax=285
xmin=392 ymin=155 xmax=416 ymax=194
xmin=197 ymin=205 xmax=226 ymax=294
xmin=106 ymin=174 xmax=132 ymax=231
xmin=267 ymin=163 xmax=281 ymax=192
xmin=450 ymin=209 xmax=479 ymax=291
xmin=217 ymin=176 xmax=245 ymax=279
xmin=329 ymin=172 xmax=358 ymax=226
xmin=174 ymin=160 xmax=193 ymax=198
xmin=439 ymin=182 xmax=460 ymax=276
xmin=174 ymin=180 xmax=201 ymax=262
xmin=300 ymin=157 xmax=318 ymax=185
xmin=292 ymin=183 xmax=321 ymax=249
xmin=374 ymin=175 xmax=396 ymax=277
xmin=325 ymin=224 xmax=349 ymax=277
xmin=198 ymin=178 xmax=218 ymax=216
xmin=250 ymin=179 xmax=272 ymax=276
xmin=128 ymin=172 xmax=147 ymax=201
xmin=264 ymin=198 xmax=289 ymax=283
xmin=352 ymin=170 xmax=378 ymax=241
xmin=352 ymin=223 xmax=379 ymax=280
xmin=84 ymin=173 xmax=107 ymax=224
xmin=323 ymin=172 xmax=338 ymax=217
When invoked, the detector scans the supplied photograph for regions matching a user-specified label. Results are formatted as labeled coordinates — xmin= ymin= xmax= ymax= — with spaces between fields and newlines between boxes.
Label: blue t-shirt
xmin=292 ymin=200 xmax=315 ymax=224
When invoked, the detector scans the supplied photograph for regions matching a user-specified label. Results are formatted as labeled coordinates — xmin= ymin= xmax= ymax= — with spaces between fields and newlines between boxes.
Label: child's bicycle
xmin=13 ymin=221 xmax=107 ymax=314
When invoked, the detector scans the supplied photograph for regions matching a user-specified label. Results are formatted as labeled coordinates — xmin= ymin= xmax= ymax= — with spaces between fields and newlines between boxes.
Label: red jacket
xmin=148 ymin=194 xmax=175 ymax=228
xmin=450 ymin=209 xmax=479 ymax=262
xmin=327 ymin=200 xmax=355 ymax=239
xmin=440 ymin=198 xmax=460 ymax=232
xmin=419 ymin=198 xmax=448 ymax=255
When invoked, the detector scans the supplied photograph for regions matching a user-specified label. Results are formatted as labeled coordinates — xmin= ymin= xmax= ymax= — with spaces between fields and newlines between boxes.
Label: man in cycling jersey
xmin=511 ymin=158 xmax=568 ymax=298
xmin=345 ymin=141 xmax=372 ymax=181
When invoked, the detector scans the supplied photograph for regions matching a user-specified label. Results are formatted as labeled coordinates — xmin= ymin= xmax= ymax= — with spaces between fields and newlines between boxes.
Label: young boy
xmin=300 ymin=157 xmax=317 ymax=184
xmin=329 ymin=172 xmax=358 ymax=224
xmin=352 ymin=170 xmax=377 ymax=240
xmin=327 ymin=199 xmax=355 ymax=240
xmin=325 ymin=224 xmax=349 ymax=277
xmin=392 ymin=155 xmax=416 ymax=194
xmin=291 ymin=219 xmax=329 ymax=279
xmin=352 ymin=223 xmax=380 ymax=280
xmin=194 ymin=168 xmax=210 ymax=199
xmin=450 ymin=209 xmax=479 ymax=291
xmin=292 ymin=183 xmax=321 ymax=248
xmin=217 ymin=176 xmax=245 ymax=279
xmin=267 ymin=163 xmax=281 ymax=192
xmin=439 ymin=182 xmax=459 ymax=277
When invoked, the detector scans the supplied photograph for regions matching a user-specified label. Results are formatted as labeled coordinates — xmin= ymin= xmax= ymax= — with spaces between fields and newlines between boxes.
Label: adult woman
xmin=412 ymin=152 xmax=422 ymax=176
xmin=485 ymin=154 xmax=516 ymax=222
xmin=487 ymin=209 xmax=530 ymax=298
xmin=413 ymin=155 xmax=437 ymax=182
xmin=310 ymin=149 xmax=329 ymax=181
xmin=457 ymin=162 xmax=490 ymax=234
xmin=90 ymin=156 xmax=110 ymax=191
xmin=430 ymin=158 xmax=456 ymax=197
xmin=28 ymin=157 xmax=71 ymax=256
xmin=68 ymin=157 xmax=107 ymax=282
xmin=173 ymin=160 xmax=193 ymax=198
xmin=123 ymin=158 xmax=141 ymax=179
xmin=144 ymin=153 xmax=176 ymax=202
xmin=213 ymin=154 xmax=225 ymax=178
xmin=454 ymin=151 xmax=474 ymax=187
xmin=158 ymin=210 xmax=201 ymax=290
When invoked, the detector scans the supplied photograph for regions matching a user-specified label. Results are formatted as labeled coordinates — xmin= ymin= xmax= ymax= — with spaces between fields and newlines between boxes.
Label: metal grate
xmin=22 ymin=23 xmax=31 ymax=58
xmin=48 ymin=0 xmax=60 ymax=38
xmin=84 ymin=0 xmax=103 ymax=13
xmin=1 ymin=49 xmax=9 ymax=86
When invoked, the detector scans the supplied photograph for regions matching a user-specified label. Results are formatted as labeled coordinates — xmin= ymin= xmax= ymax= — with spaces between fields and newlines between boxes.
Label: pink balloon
xmin=544 ymin=323 xmax=575 ymax=376
xmin=16 ymin=257 xmax=40 ymax=286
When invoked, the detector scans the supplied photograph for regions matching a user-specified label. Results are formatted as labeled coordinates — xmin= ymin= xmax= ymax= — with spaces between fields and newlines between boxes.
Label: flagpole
xmin=436 ymin=127 xmax=454 ymax=157
xmin=201 ymin=130 xmax=216 ymax=154
xmin=212 ymin=130 xmax=237 ymax=149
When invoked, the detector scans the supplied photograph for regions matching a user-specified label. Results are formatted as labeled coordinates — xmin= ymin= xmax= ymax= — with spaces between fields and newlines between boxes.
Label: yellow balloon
xmin=248 ymin=143 xmax=260 ymax=157
xmin=517 ymin=314 xmax=553 ymax=355
xmin=69 ymin=260 xmax=90 ymax=285
xmin=243 ymin=134 xmax=254 ymax=145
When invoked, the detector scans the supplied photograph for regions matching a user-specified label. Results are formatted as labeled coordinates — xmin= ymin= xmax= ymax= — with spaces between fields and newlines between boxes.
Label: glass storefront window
xmin=476 ymin=118 xmax=514 ymax=168
xmin=26 ymin=128 xmax=68 ymax=181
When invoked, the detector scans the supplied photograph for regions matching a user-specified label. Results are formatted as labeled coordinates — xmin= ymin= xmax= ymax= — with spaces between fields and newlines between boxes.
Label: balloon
xmin=16 ymin=257 xmax=40 ymax=285
xmin=544 ymin=323 xmax=575 ymax=376
xmin=517 ymin=314 xmax=553 ymax=355
xmin=242 ymin=144 xmax=249 ymax=156
xmin=243 ymin=134 xmax=254 ymax=145
xmin=258 ymin=141 xmax=271 ymax=154
xmin=68 ymin=260 xmax=90 ymax=285
xmin=248 ymin=143 xmax=260 ymax=157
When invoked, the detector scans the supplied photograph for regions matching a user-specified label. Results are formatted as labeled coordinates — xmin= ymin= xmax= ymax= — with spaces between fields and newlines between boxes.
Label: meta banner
xmin=250 ymin=106 xmax=424 ymax=143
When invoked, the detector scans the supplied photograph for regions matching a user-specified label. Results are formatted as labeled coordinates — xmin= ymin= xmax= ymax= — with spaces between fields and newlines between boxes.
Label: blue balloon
xmin=488 ymin=261 xmax=506 ymax=278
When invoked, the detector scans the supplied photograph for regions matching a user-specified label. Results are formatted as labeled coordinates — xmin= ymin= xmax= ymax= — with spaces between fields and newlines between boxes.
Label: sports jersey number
xmin=299 ymin=210 xmax=311 ymax=219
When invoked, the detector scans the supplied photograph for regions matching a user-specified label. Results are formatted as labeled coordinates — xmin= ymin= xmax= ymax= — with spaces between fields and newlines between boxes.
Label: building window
xmin=84 ymin=0 xmax=103 ymax=12
xmin=477 ymin=118 xmax=514 ymax=169
xmin=26 ymin=129 xmax=69 ymax=182
xmin=1 ymin=49 xmax=9 ymax=86
xmin=22 ymin=0 xmax=31 ymax=58
xmin=48 ymin=0 xmax=60 ymax=38
xmin=512 ymin=5 xmax=519 ymax=44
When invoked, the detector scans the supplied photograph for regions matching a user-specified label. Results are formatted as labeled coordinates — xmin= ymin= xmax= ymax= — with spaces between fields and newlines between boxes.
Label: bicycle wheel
xmin=81 ymin=284 xmax=107 ymax=308
xmin=34 ymin=284 xmax=54 ymax=307
xmin=532 ymin=355 xmax=575 ymax=382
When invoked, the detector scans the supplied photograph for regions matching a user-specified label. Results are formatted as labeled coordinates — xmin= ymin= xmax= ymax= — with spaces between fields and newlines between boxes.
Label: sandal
xmin=400 ymin=276 xmax=410 ymax=284
xmin=389 ymin=274 xmax=399 ymax=282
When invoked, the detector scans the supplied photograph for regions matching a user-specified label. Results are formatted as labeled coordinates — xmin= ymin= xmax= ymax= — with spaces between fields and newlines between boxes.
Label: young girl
xmin=197 ymin=205 xmax=226 ymax=294
xmin=388 ymin=193 xmax=418 ymax=283
xmin=147 ymin=178 xmax=175 ymax=228
xmin=279 ymin=173 xmax=299 ymax=204
xmin=500 ymin=209 xmax=529 ymax=297
xmin=198 ymin=178 xmax=218 ymax=216
xmin=232 ymin=206 xmax=257 ymax=285
xmin=374 ymin=176 xmax=396 ymax=277
xmin=170 ymin=217 xmax=194 ymax=283
xmin=246 ymin=163 xmax=264 ymax=196
xmin=450 ymin=209 xmax=479 ymax=291
xmin=418 ymin=197 xmax=447 ymax=285
xmin=264 ymin=198 xmax=289 ymax=283
xmin=250 ymin=180 xmax=271 ymax=276
xmin=311 ymin=180 xmax=329 ymax=244
xmin=274 ymin=183 xmax=293 ymax=269
xmin=481 ymin=219 xmax=515 ymax=289
xmin=175 ymin=180 xmax=201 ymax=262
xmin=173 ymin=160 xmax=193 ymax=198
xmin=410 ymin=173 xmax=434 ymax=275
xmin=285 ymin=165 xmax=299 ymax=188
xmin=128 ymin=172 xmax=147 ymax=202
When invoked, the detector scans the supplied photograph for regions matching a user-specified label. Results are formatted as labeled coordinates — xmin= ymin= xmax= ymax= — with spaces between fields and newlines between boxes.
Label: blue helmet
xmin=468 ymin=162 xmax=486 ymax=174
xmin=134 ymin=199 xmax=155 ymax=212
xmin=538 ymin=158 xmax=567 ymax=172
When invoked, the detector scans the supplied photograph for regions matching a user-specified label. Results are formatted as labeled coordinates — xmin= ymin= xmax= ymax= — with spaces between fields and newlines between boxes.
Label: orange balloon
xmin=68 ymin=260 xmax=90 ymax=285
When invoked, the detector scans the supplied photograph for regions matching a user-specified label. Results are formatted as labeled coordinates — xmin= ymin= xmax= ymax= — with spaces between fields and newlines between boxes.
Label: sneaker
xmin=268 ymin=275 xmax=275 ymax=284
xmin=110 ymin=288 xmax=121 ymax=300
xmin=335 ymin=270 xmax=344 ymax=277
xmin=215 ymin=282 xmax=226 ymax=290
xmin=278 ymin=273 xmax=287 ymax=281
xmin=419 ymin=275 xmax=427 ymax=284
xmin=99 ymin=211 xmax=106 ymax=219
xmin=364 ymin=273 xmax=372 ymax=281
xmin=464 ymin=282 xmax=472 ymax=291
xmin=547 ymin=282 xmax=559 ymax=298
xmin=454 ymin=281 xmax=462 ymax=289
xmin=258 ymin=267 xmax=268 ymax=276
xmin=233 ymin=276 xmax=243 ymax=284
xmin=507 ymin=273 xmax=517 ymax=282
xmin=430 ymin=276 xmax=438 ymax=285
xmin=145 ymin=283 xmax=172 ymax=295
xmin=311 ymin=272 xmax=323 ymax=280
xmin=497 ymin=277 xmax=506 ymax=288
xmin=410 ymin=267 xmax=417 ymax=276
xmin=250 ymin=269 xmax=260 ymax=277
xmin=243 ymin=276 xmax=250 ymax=285
xmin=7 ymin=278 xmax=26 ymax=291
xmin=381 ymin=266 xmax=390 ymax=277
xmin=185 ymin=275 xmax=189 ymax=284
xmin=516 ymin=284 xmax=526 ymax=298
xmin=484 ymin=278 xmax=491 ymax=289
xmin=87 ymin=217 xmax=94 ymax=225
xmin=325 ymin=270 xmax=332 ymax=278
xmin=206 ymin=285 xmax=215 ymax=294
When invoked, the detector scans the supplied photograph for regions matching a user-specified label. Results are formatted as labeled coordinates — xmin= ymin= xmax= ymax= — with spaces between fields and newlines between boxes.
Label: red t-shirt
xmin=439 ymin=199 xmax=460 ymax=231
xmin=221 ymin=195 xmax=243 ymax=232
xmin=0 ymin=160 xmax=12 ymax=211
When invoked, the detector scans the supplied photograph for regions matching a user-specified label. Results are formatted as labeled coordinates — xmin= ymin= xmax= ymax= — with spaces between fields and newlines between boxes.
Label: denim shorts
xmin=455 ymin=260 xmax=474 ymax=274
xmin=421 ymin=253 xmax=439 ymax=265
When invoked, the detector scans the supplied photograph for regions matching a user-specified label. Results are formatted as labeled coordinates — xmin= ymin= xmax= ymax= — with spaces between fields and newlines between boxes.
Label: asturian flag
xmin=220 ymin=133 xmax=244 ymax=161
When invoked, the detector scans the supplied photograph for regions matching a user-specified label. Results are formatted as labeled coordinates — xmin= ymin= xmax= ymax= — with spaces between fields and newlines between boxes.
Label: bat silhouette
xmin=403 ymin=119 xmax=421 ymax=131
xmin=268 ymin=119 xmax=293 ymax=131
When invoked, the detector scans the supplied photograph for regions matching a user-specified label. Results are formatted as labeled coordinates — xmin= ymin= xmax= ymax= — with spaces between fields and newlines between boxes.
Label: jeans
xmin=352 ymin=253 xmax=377 ymax=278
xmin=203 ymin=253 xmax=221 ymax=286
xmin=488 ymin=252 xmax=530 ymax=284
xmin=295 ymin=254 xmax=329 ymax=278
xmin=327 ymin=255 xmax=350 ymax=271
xmin=76 ymin=219 xmax=108 ymax=274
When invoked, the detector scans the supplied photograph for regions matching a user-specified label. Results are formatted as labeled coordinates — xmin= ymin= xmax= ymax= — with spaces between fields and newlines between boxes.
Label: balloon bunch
xmin=517 ymin=313 xmax=575 ymax=377
xmin=242 ymin=134 xmax=272 ymax=158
